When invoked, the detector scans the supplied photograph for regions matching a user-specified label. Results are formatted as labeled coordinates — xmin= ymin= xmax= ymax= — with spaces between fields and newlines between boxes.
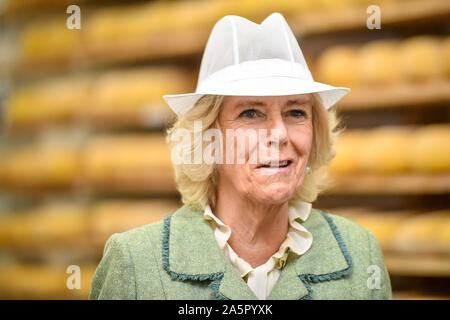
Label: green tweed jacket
xmin=89 ymin=204 xmax=393 ymax=300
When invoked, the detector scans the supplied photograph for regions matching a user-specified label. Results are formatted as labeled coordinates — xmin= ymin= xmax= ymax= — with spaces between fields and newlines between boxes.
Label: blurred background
xmin=0 ymin=0 xmax=449 ymax=300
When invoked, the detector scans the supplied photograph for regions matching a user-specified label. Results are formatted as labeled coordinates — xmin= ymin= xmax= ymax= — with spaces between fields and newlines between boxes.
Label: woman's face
xmin=216 ymin=94 xmax=314 ymax=205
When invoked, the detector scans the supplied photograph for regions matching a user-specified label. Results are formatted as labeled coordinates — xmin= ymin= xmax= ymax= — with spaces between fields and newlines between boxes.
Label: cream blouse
xmin=203 ymin=201 xmax=314 ymax=300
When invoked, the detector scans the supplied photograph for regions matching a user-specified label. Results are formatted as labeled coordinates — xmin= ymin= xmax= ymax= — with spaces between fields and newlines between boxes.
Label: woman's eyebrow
xmin=234 ymin=98 xmax=310 ymax=108
xmin=286 ymin=99 xmax=311 ymax=106
xmin=234 ymin=100 xmax=266 ymax=108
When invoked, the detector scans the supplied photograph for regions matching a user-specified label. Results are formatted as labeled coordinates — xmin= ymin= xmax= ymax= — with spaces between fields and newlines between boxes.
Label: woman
xmin=90 ymin=12 xmax=392 ymax=300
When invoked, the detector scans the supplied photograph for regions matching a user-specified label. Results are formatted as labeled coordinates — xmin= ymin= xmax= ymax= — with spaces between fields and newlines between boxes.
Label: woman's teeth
xmin=261 ymin=160 xmax=290 ymax=168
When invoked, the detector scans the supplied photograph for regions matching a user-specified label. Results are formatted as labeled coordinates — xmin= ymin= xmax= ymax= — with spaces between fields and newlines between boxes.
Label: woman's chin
xmin=250 ymin=185 xmax=296 ymax=205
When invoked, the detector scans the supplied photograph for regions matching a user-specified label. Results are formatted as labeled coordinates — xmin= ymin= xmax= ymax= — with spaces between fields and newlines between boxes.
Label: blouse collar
xmin=203 ymin=201 xmax=313 ymax=276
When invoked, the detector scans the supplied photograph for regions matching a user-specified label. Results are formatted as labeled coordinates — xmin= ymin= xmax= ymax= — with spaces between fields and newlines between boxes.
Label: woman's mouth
xmin=256 ymin=160 xmax=293 ymax=175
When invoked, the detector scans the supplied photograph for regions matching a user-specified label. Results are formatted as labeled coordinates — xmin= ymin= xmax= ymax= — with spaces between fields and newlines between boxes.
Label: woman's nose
xmin=267 ymin=114 xmax=289 ymax=147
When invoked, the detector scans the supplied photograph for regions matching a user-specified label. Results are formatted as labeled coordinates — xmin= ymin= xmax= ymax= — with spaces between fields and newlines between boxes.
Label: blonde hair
xmin=166 ymin=93 xmax=344 ymax=210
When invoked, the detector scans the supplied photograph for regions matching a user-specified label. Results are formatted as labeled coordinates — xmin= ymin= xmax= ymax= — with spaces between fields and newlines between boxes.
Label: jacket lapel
xmin=268 ymin=208 xmax=353 ymax=300
xmin=162 ymin=204 xmax=257 ymax=300
xmin=217 ymin=263 xmax=258 ymax=300
xmin=265 ymin=254 xmax=310 ymax=299
xmin=162 ymin=205 xmax=353 ymax=300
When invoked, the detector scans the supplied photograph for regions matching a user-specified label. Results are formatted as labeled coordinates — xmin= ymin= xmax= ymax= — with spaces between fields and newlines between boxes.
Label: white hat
xmin=163 ymin=12 xmax=350 ymax=116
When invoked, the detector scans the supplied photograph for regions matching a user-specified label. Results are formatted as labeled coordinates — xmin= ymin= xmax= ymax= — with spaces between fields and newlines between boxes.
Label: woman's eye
xmin=239 ymin=109 xmax=258 ymax=118
xmin=288 ymin=109 xmax=306 ymax=118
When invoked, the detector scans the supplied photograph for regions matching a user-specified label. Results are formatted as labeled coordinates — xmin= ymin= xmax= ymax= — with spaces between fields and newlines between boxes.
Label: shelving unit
xmin=0 ymin=0 xmax=449 ymax=300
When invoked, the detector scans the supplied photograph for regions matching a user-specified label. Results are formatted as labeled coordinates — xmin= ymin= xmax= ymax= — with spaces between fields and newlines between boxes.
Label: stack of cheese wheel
xmin=23 ymin=203 xmax=87 ymax=249
xmin=0 ymin=203 xmax=87 ymax=250
xmin=328 ymin=129 xmax=369 ymax=174
xmin=4 ymin=66 xmax=191 ymax=130
xmin=357 ymin=40 xmax=401 ymax=85
xmin=330 ymin=208 xmax=450 ymax=255
xmin=339 ymin=209 xmax=416 ymax=250
xmin=329 ymin=124 xmax=450 ymax=175
xmin=357 ymin=126 xmax=413 ymax=174
xmin=390 ymin=210 xmax=450 ymax=255
xmin=409 ymin=124 xmax=450 ymax=173
xmin=0 ymin=263 xmax=96 ymax=299
xmin=315 ymin=45 xmax=360 ymax=88
xmin=19 ymin=15 xmax=81 ymax=63
xmin=84 ymin=2 xmax=175 ymax=48
xmin=82 ymin=134 xmax=175 ymax=193
xmin=398 ymin=36 xmax=447 ymax=81
xmin=84 ymin=67 xmax=193 ymax=128
xmin=0 ymin=144 xmax=81 ymax=189
xmin=316 ymin=35 xmax=450 ymax=88
xmin=88 ymin=199 xmax=180 ymax=248
xmin=83 ymin=0 xmax=233 ymax=48
xmin=159 ymin=0 xmax=224 ymax=33
xmin=5 ymin=76 xmax=91 ymax=130
xmin=82 ymin=0 xmax=308 ymax=51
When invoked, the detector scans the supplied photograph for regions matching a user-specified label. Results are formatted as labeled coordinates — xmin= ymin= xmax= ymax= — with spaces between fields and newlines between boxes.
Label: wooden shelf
xmin=326 ymin=172 xmax=450 ymax=195
xmin=337 ymin=79 xmax=450 ymax=111
xmin=0 ymin=177 xmax=178 ymax=197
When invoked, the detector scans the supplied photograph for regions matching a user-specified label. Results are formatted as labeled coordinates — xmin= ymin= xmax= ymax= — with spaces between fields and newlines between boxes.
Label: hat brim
xmin=163 ymin=77 xmax=350 ymax=116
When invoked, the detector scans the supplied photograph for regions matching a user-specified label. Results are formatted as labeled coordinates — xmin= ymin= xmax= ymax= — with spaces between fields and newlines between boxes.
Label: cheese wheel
xmin=316 ymin=46 xmax=359 ymax=87
xmin=357 ymin=40 xmax=401 ymax=85
xmin=0 ymin=264 xmax=64 ymax=299
xmin=391 ymin=210 xmax=450 ymax=254
xmin=84 ymin=7 xmax=124 ymax=45
xmin=358 ymin=126 xmax=413 ymax=173
xmin=3 ymin=147 xmax=46 ymax=187
xmin=20 ymin=16 xmax=81 ymax=61
xmin=89 ymin=199 xmax=179 ymax=244
xmin=0 ymin=263 xmax=96 ymax=299
xmin=91 ymin=67 xmax=192 ymax=112
xmin=84 ymin=4 xmax=166 ymax=44
xmin=347 ymin=211 xmax=412 ymax=249
xmin=3 ymin=145 xmax=81 ymax=188
xmin=5 ymin=77 xmax=91 ymax=128
xmin=398 ymin=36 xmax=446 ymax=81
xmin=27 ymin=204 xmax=87 ymax=246
xmin=435 ymin=217 xmax=450 ymax=252
xmin=409 ymin=124 xmax=450 ymax=172
xmin=115 ymin=3 xmax=173 ymax=39
xmin=82 ymin=134 xmax=175 ymax=192
xmin=1 ymin=204 xmax=87 ymax=248
xmin=87 ymin=67 xmax=191 ymax=125
xmin=168 ymin=0 xmax=224 ymax=31
xmin=329 ymin=130 xmax=368 ymax=174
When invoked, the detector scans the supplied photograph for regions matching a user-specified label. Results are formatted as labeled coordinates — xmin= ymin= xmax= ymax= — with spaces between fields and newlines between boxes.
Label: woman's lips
xmin=256 ymin=160 xmax=293 ymax=175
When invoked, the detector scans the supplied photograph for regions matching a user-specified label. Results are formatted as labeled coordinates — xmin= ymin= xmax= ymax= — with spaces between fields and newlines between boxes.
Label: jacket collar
xmin=162 ymin=204 xmax=353 ymax=300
